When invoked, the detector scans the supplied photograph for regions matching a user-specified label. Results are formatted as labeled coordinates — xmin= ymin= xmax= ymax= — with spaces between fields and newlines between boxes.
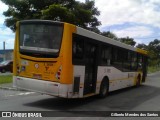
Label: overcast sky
xmin=0 ymin=0 xmax=160 ymax=49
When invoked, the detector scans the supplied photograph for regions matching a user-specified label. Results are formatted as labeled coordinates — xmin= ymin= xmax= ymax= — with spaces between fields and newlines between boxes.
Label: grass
xmin=0 ymin=75 xmax=12 ymax=84
xmin=148 ymin=66 xmax=160 ymax=73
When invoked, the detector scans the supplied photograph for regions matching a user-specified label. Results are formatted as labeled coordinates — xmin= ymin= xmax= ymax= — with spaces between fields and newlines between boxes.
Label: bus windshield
xmin=19 ymin=22 xmax=63 ymax=56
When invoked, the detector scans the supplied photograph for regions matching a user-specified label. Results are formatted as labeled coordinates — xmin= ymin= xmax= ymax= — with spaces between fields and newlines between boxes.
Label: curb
xmin=0 ymin=86 xmax=17 ymax=91
xmin=0 ymin=86 xmax=27 ymax=92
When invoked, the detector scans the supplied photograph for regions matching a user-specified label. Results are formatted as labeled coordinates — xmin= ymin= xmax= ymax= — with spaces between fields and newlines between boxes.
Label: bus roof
xmin=76 ymin=26 xmax=148 ymax=55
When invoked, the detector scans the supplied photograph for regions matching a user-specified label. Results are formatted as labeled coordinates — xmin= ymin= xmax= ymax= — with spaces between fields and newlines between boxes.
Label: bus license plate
xmin=33 ymin=74 xmax=42 ymax=79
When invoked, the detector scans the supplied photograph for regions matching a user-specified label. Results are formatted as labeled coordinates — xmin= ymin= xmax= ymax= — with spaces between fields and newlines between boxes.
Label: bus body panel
xmin=60 ymin=23 xmax=76 ymax=84
xmin=13 ymin=76 xmax=74 ymax=98
xmin=73 ymin=65 xmax=85 ymax=98
xmin=14 ymin=22 xmax=76 ymax=82
xmin=96 ymin=66 xmax=141 ymax=92
xmin=13 ymin=21 xmax=77 ymax=98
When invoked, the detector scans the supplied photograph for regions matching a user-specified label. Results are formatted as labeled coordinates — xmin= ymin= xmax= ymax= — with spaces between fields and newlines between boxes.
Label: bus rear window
xmin=19 ymin=22 xmax=63 ymax=56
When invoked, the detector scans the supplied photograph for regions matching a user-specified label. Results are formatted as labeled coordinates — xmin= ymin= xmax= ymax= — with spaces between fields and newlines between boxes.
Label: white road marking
xmin=5 ymin=92 xmax=35 ymax=97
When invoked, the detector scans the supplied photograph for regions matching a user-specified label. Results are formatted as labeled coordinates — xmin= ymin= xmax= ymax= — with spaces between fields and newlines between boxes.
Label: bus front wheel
xmin=98 ymin=78 xmax=109 ymax=98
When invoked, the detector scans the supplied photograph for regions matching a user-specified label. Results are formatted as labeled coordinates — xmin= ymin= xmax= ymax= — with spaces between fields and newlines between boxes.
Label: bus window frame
xmin=19 ymin=20 xmax=64 ymax=58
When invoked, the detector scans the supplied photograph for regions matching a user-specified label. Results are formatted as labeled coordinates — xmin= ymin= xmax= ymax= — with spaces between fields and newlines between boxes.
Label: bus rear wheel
xmin=98 ymin=78 xmax=109 ymax=98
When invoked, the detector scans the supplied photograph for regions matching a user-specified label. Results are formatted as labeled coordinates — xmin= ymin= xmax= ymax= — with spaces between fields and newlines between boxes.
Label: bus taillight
xmin=56 ymin=66 xmax=62 ymax=80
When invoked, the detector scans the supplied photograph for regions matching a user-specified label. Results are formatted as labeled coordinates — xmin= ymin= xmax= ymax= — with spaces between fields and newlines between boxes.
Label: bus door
xmin=142 ymin=56 xmax=148 ymax=82
xmin=84 ymin=42 xmax=98 ymax=95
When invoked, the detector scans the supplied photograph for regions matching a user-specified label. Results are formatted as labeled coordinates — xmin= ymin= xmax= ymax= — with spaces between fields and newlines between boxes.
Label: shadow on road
xmin=24 ymin=84 xmax=160 ymax=111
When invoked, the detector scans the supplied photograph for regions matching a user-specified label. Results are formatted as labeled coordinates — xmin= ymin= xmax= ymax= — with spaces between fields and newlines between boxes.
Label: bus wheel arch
xmin=98 ymin=76 xmax=109 ymax=98
xmin=136 ymin=74 xmax=141 ymax=87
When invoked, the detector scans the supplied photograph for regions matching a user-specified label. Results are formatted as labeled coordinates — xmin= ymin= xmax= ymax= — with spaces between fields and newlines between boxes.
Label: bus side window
xmin=131 ymin=52 xmax=138 ymax=71
xmin=72 ymin=34 xmax=84 ymax=66
xmin=122 ymin=50 xmax=130 ymax=71
xmin=73 ymin=40 xmax=84 ymax=59
xmin=112 ymin=47 xmax=123 ymax=70
xmin=101 ymin=46 xmax=111 ymax=66
xmin=123 ymin=51 xmax=137 ymax=71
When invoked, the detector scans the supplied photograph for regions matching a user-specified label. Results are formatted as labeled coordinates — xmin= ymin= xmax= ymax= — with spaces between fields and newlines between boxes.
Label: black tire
xmin=98 ymin=78 xmax=109 ymax=98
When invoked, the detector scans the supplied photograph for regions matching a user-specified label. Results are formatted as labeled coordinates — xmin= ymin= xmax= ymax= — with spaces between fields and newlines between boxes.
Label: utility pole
xmin=3 ymin=41 xmax=5 ymax=61
xmin=3 ymin=41 xmax=5 ymax=50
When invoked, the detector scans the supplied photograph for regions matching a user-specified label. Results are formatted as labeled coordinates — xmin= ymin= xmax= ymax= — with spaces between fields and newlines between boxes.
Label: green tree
xmin=100 ymin=31 xmax=118 ymax=40
xmin=136 ymin=43 xmax=148 ymax=50
xmin=1 ymin=0 xmax=101 ymax=32
xmin=119 ymin=36 xmax=136 ymax=46
xmin=147 ymin=39 xmax=160 ymax=66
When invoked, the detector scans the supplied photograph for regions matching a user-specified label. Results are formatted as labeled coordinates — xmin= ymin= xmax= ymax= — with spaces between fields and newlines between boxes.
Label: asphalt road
xmin=0 ymin=72 xmax=160 ymax=119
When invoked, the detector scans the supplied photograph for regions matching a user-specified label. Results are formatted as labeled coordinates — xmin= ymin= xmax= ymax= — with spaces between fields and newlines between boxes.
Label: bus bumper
xmin=13 ymin=76 xmax=73 ymax=98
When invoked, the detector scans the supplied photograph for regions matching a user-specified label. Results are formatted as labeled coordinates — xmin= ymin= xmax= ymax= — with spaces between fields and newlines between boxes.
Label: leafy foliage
xmin=100 ymin=31 xmax=118 ymax=40
xmin=137 ymin=39 xmax=160 ymax=67
xmin=119 ymin=36 xmax=136 ymax=46
xmin=136 ymin=43 xmax=148 ymax=50
xmin=147 ymin=39 xmax=160 ymax=66
xmin=1 ymin=0 xmax=101 ymax=32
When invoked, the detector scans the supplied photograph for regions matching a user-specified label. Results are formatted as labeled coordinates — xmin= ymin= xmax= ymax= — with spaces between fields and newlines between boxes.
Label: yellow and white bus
xmin=13 ymin=20 xmax=148 ymax=98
